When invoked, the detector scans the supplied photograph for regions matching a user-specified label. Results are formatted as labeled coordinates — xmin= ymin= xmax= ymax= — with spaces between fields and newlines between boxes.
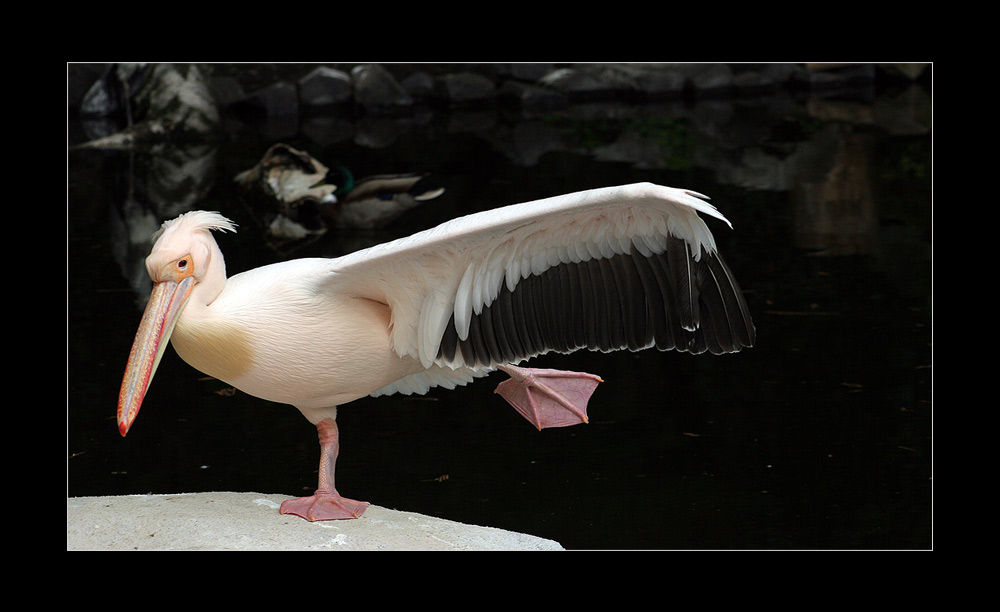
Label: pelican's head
xmin=117 ymin=211 xmax=236 ymax=436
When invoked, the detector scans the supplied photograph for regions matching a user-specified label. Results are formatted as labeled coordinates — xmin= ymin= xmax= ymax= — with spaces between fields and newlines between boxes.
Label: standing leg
xmin=280 ymin=418 xmax=370 ymax=521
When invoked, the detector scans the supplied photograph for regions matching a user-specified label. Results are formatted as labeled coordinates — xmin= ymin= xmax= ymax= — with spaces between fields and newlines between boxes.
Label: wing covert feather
xmin=318 ymin=183 xmax=749 ymax=370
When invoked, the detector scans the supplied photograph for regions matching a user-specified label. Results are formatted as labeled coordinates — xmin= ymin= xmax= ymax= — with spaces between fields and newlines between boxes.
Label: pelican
xmin=117 ymin=183 xmax=755 ymax=521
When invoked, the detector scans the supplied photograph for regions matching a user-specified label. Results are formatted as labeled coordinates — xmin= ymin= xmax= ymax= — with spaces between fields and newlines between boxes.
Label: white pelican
xmin=117 ymin=182 xmax=755 ymax=521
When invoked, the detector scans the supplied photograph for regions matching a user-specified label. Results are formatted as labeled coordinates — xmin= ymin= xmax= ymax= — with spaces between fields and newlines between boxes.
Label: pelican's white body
xmin=117 ymin=182 xmax=755 ymax=520
xmin=131 ymin=183 xmax=752 ymax=428
xmin=170 ymin=259 xmax=425 ymax=424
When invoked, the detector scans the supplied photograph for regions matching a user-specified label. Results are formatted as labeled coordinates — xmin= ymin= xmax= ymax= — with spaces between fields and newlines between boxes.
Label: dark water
xmin=67 ymin=77 xmax=931 ymax=549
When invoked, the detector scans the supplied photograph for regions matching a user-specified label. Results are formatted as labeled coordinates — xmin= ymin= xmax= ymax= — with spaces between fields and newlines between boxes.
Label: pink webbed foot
xmin=281 ymin=417 xmax=369 ymax=521
xmin=495 ymin=365 xmax=603 ymax=429
xmin=280 ymin=490 xmax=370 ymax=521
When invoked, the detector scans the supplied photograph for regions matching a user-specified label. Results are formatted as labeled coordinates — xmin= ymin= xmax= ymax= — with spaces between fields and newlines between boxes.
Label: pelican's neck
xmin=169 ymin=236 xmax=238 ymax=373
xmin=194 ymin=238 xmax=229 ymax=310
xmin=170 ymin=246 xmax=255 ymax=383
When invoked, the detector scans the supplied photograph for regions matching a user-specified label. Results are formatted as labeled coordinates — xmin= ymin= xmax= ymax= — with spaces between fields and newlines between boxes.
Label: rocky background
xmin=69 ymin=62 xmax=929 ymax=120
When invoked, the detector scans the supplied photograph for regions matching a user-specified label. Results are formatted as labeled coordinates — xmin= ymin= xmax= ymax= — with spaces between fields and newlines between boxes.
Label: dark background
xmin=67 ymin=63 xmax=931 ymax=549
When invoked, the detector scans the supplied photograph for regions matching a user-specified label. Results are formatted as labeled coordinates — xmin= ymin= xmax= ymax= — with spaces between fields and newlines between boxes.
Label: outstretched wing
xmin=322 ymin=182 xmax=755 ymax=375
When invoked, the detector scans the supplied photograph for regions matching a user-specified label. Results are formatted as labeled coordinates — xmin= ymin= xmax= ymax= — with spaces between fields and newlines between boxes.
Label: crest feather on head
xmin=152 ymin=210 xmax=237 ymax=244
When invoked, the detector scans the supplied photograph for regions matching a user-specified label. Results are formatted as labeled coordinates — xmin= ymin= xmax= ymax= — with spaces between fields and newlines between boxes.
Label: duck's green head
xmin=328 ymin=165 xmax=355 ymax=197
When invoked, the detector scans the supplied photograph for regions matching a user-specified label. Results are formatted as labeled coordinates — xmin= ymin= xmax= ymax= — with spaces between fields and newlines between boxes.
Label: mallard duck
xmin=324 ymin=167 xmax=445 ymax=229
xmin=234 ymin=143 xmax=444 ymax=234
xmin=234 ymin=144 xmax=337 ymax=211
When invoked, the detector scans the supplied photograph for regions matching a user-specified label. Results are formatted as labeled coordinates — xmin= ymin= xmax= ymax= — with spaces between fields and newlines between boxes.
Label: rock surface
xmin=67 ymin=492 xmax=564 ymax=551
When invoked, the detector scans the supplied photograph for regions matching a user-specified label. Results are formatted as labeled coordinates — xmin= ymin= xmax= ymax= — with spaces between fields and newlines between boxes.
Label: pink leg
xmin=495 ymin=364 xmax=603 ymax=430
xmin=280 ymin=418 xmax=370 ymax=521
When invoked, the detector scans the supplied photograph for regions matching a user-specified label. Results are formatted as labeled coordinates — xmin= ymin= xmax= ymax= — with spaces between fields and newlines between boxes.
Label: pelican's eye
xmin=171 ymin=256 xmax=194 ymax=280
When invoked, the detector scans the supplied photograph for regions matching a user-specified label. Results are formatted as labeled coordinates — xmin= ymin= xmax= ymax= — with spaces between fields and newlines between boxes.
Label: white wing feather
xmin=320 ymin=183 xmax=730 ymax=371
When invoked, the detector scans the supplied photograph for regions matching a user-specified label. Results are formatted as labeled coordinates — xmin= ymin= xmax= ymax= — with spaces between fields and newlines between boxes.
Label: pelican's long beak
xmin=117 ymin=276 xmax=195 ymax=436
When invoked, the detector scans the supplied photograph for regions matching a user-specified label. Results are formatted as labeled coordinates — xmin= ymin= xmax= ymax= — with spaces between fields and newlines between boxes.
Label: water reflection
xmin=68 ymin=69 xmax=931 ymax=549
